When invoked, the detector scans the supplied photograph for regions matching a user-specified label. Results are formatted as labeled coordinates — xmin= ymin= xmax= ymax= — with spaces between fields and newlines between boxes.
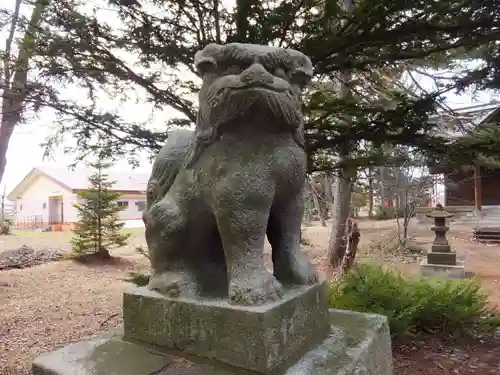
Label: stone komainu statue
xmin=143 ymin=43 xmax=318 ymax=305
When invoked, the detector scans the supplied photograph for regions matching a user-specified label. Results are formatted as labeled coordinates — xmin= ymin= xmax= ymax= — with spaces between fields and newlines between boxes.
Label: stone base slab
xmin=123 ymin=282 xmax=329 ymax=373
xmin=429 ymin=244 xmax=452 ymax=253
xmin=420 ymin=259 xmax=467 ymax=279
xmin=426 ymin=251 xmax=456 ymax=265
xmin=32 ymin=309 xmax=393 ymax=375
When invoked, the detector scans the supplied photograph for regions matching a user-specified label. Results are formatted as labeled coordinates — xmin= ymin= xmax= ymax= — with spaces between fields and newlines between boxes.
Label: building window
xmin=117 ymin=201 xmax=129 ymax=209
xmin=19 ymin=204 xmax=23 ymax=211
xmin=42 ymin=203 xmax=47 ymax=210
xmin=135 ymin=201 xmax=146 ymax=212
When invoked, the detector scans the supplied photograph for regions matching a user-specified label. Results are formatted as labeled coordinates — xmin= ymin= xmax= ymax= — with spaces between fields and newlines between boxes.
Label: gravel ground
xmin=0 ymin=256 xmax=149 ymax=374
xmin=0 ymin=229 xmax=149 ymax=375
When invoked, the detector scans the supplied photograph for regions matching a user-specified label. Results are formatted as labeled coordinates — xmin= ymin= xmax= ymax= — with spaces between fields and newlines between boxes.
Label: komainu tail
xmin=145 ymin=129 xmax=195 ymax=210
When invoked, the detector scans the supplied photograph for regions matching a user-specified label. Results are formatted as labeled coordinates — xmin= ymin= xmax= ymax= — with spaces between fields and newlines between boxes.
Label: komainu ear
xmin=185 ymin=129 xmax=217 ymax=168
xmin=194 ymin=44 xmax=221 ymax=75
xmin=185 ymin=112 xmax=219 ymax=168
xmin=196 ymin=59 xmax=218 ymax=76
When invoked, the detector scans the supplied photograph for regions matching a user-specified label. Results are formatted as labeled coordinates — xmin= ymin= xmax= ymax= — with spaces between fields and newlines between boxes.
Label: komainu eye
xmin=197 ymin=61 xmax=217 ymax=76
xmin=225 ymin=65 xmax=242 ymax=75
xmin=290 ymin=70 xmax=311 ymax=87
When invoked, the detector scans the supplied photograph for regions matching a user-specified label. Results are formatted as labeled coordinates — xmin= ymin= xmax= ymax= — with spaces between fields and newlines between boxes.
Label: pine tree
xmin=3 ymin=0 xmax=500 ymax=170
xmin=71 ymin=160 xmax=130 ymax=258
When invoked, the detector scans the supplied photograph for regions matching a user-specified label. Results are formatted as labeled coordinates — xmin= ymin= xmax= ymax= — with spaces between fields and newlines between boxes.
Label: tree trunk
xmin=328 ymin=166 xmax=353 ymax=266
xmin=323 ymin=173 xmax=334 ymax=218
xmin=97 ymin=163 xmax=103 ymax=253
xmin=98 ymin=246 xmax=111 ymax=259
xmin=309 ymin=178 xmax=326 ymax=227
xmin=0 ymin=0 xmax=48 ymax=185
xmin=327 ymin=0 xmax=355 ymax=265
xmin=339 ymin=218 xmax=360 ymax=276
xmin=235 ymin=0 xmax=252 ymax=41
xmin=367 ymin=168 xmax=374 ymax=217
xmin=378 ymin=166 xmax=386 ymax=205
xmin=0 ymin=187 xmax=5 ymax=233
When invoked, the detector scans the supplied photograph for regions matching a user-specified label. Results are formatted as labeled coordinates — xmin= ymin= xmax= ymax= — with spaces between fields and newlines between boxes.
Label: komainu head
xmin=189 ymin=43 xmax=313 ymax=161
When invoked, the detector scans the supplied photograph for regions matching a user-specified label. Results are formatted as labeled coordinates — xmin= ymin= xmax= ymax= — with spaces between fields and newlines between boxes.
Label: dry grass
xmin=0 ymin=228 xmax=144 ymax=253
xmin=0 ymin=229 xmax=148 ymax=374
xmin=1 ymin=220 xmax=500 ymax=374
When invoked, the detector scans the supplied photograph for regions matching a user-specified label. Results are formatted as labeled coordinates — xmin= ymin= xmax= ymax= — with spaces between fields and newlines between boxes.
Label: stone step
xmin=473 ymin=227 xmax=500 ymax=243
xmin=479 ymin=207 xmax=500 ymax=211
xmin=32 ymin=310 xmax=394 ymax=375
xmin=456 ymin=218 xmax=500 ymax=223
xmin=454 ymin=217 xmax=500 ymax=224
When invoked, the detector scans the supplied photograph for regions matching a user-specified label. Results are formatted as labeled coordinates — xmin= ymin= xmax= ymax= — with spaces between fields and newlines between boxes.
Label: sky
xmin=1 ymin=0 xmax=181 ymax=193
xmin=1 ymin=0 xmax=497 ymax=196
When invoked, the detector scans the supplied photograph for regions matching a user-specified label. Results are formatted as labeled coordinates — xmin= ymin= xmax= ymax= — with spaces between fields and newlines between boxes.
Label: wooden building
xmin=426 ymin=103 xmax=500 ymax=223
xmin=444 ymin=167 xmax=500 ymax=210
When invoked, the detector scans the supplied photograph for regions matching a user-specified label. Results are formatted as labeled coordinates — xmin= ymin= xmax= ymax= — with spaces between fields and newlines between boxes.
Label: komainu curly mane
xmin=186 ymin=43 xmax=312 ymax=167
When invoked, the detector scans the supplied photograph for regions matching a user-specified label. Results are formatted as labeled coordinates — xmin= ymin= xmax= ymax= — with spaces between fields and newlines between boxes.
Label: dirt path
xmin=393 ymin=335 xmax=500 ymax=375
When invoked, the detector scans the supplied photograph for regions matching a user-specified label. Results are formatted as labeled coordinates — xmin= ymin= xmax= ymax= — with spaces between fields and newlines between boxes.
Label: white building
xmin=7 ymin=166 xmax=149 ymax=230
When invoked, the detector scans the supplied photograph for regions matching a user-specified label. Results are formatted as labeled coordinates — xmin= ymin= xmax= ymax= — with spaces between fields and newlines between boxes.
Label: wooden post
xmin=474 ymin=165 xmax=482 ymax=213
xmin=443 ymin=173 xmax=448 ymax=206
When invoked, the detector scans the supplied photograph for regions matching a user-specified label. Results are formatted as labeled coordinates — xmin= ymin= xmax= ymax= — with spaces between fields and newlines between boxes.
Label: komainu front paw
xmin=147 ymin=271 xmax=198 ymax=298
xmin=229 ymin=271 xmax=284 ymax=306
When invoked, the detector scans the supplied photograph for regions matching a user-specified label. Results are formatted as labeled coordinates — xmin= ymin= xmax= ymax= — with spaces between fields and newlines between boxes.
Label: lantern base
xmin=420 ymin=259 xmax=467 ymax=279
xmin=427 ymin=251 xmax=456 ymax=265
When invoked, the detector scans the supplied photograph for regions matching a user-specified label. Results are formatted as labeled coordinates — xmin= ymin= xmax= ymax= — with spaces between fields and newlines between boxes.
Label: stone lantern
xmin=421 ymin=204 xmax=466 ymax=279
xmin=425 ymin=204 xmax=456 ymax=265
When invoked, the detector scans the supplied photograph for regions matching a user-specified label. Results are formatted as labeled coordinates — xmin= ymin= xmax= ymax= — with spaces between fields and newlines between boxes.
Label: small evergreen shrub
xmin=329 ymin=263 xmax=498 ymax=340
xmin=124 ymin=246 xmax=151 ymax=286
xmin=71 ymin=159 xmax=131 ymax=258
xmin=135 ymin=245 xmax=150 ymax=259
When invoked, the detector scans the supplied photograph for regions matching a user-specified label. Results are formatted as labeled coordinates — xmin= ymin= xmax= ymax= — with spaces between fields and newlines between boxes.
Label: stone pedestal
xmin=33 ymin=309 xmax=393 ymax=375
xmin=32 ymin=281 xmax=394 ymax=375
xmin=123 ymin=284 xmax=330 ymax=373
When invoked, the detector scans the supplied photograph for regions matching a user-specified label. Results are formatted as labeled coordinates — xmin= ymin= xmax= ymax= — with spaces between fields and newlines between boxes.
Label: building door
xmin=60 ymin=201 xmax=64 ymax=224
xmin=48 ymin=197 xmax=63 ymax=224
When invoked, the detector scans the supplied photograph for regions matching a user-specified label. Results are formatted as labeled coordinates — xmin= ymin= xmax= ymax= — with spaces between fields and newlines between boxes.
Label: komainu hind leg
xmin=143 ymin=197 xmax=198 ymax=298
xmin=267 ymin=193 xmax=318 ymax=285
xmin=185 ymin=214 xmax=228 ymax=298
